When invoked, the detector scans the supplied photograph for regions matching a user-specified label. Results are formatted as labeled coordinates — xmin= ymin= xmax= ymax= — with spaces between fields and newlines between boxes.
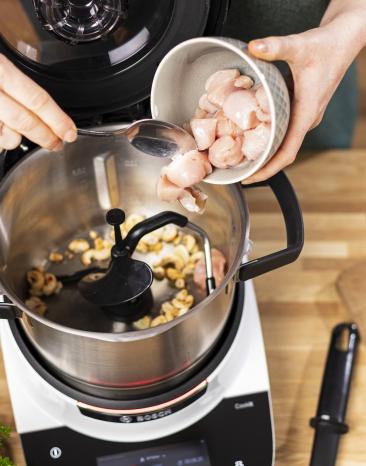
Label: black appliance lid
xmin=0 ymin=0 xmax=228 ymax=119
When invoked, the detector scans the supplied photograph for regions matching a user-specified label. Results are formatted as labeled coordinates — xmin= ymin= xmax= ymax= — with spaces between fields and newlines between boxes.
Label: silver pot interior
xmin=0 ymin=131 xmax=247 ymax=334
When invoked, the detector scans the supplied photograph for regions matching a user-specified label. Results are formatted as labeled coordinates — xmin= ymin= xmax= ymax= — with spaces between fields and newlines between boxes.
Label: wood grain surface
xmin=249 ymin=149 xmax=366 ymax=466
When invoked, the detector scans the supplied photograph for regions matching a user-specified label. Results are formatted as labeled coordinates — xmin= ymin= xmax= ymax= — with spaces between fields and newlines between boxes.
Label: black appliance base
xmin=20 ymin=391 xmax=273 ymax=466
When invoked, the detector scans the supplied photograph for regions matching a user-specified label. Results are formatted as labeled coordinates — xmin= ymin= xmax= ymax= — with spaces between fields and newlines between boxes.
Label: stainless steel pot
xmin=0 ymin=129 xmax=303 ymax=399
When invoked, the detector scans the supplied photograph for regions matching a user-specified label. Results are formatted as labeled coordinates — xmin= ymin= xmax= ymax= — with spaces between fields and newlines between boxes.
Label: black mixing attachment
xmin=59 ymin=209 xmax=216 ymax=322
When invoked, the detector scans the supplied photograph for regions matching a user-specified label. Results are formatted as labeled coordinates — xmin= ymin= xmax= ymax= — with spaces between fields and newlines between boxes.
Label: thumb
xmin=248 ymin=35 xmax=299 ymax=62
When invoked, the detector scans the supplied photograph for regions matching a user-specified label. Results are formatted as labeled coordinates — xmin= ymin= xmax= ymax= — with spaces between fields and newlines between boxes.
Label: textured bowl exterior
xmin=151 ymin=37 xmax=290 ymax=183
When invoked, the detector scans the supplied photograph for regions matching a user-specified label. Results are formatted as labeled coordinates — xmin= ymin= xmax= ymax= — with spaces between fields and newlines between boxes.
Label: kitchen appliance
xmin=0 ymin=133 xmax=303 ymax=399
xmin=0 ymin=2 xmax=304 ymax=465
xmin=1 ymin=281 xmax=276 ymax=466
xmin=0 ymin=0 xmax=229 ymax=120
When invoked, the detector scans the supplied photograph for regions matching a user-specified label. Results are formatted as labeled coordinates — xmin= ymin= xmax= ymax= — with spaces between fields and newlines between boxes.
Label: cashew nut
xmin=27 ymin=270 xmax=45 ymax=289
xmin=162 ymin=225 xmax=178 ymax=242
xmin=125 ymin=213 xmax=145 ymax=232
xmin=161 ymin=302 xmax=175 ymax=314
xmin=133 ymin=315 xmax=151 ymax=330
xmin=136 ymin=241 xmax=149 ymax=253
xmin=176 ymin=289 xmax=188 ymax=301
xmin=43 ymin=273 xmax=58 ymax=296
xmin=175 ymin=278 xmax=186 ymax=289
xmin=160 ymin=255 xmax=185 ymax=271
xmin=94 ymin=248 xmax=111 ymax=261
xmin=189 ymin=251 xmax=205 ymax=264
xmin=48 ymin=252 xmax=64 ymax=263
xmin=174 ymin=245 xmax=190 ymax=265
xmin=25 ymin=297 xmax=47 ymax=316
xmin=81 ymin=249 xmax=96 ymax=266
xmin=182 ymin=234 xmax=197 ymax=253
xmin=182 ymin=263 xmax=195 ymax=276
xmin=153 ymin=266 xmax=165 ymax=281
xmin=89 ymin=230 xmax=98 ymax=240
xmin=151 ymin=315 xmax=168 ymax=327
xmin=173 ymin=232 xmax=183 ymax=246
xmin=166 ymin=268 xmax=184 ymax=281
xmin=68 ymin=239 xmax=90 ymax=254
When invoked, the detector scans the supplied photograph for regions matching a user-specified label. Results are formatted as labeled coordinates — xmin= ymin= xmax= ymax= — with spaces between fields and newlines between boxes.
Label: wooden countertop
xmin=1 ymin=149 xmax=366 ymax=465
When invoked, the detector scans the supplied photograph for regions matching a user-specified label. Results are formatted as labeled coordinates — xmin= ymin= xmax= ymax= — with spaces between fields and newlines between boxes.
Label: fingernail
xmin=251 ymin=40 xmax=268 ymax=53
xmin=51 ymin=141 xmax=64 ymax=152
xmin=64 ymin=129 xmax=77 ymax=143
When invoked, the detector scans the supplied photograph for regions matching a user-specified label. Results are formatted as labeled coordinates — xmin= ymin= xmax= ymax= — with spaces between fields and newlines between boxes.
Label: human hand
xmin=0 ymin=54 xmax=77 ymax=152
xmin=242 ymin=6 xmax=366 ymax=184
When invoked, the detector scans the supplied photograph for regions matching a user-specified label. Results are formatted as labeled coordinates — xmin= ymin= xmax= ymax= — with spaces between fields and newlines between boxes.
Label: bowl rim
xmin=151 ymin=36 xmax=278 ymax=185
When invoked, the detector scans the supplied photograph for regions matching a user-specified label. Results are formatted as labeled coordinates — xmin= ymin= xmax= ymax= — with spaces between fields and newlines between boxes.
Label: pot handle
xmin=0 ymin=294 xmax=22 ymax=319
xmin=239 ymin=171 xmax=304 ymax=281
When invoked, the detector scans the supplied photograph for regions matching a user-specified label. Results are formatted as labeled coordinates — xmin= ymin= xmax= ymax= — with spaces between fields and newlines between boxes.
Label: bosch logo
xmin=120 ymin=415 xmax=133 ymax=423
xmin=118 ymin=409 xmax=173 ymax=423
xmin=136 ymin=409 xmax=173 ymax=422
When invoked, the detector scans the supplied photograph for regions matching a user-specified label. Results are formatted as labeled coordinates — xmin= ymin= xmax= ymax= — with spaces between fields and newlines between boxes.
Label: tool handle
xmin=124 ymin=211 xmax=188 ymax=253
xmin=310 ymin=322 xmax=360 ymax=431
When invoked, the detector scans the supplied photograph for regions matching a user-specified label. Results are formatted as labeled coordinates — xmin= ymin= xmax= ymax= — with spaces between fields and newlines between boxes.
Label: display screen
xmin=97 ymin=441 xmax=211 ymax=466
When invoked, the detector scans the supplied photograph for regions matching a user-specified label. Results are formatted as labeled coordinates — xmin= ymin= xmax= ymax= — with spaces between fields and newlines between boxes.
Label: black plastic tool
xmin=78 ymin=208 xmax=188 ymax=321
xmin=309 ymin=322 xmax=360 ymax=466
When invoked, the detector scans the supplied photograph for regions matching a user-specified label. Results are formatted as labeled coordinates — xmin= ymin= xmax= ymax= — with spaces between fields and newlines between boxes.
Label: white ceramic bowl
xmin=151 ymin=37 xmax=290 ymax=184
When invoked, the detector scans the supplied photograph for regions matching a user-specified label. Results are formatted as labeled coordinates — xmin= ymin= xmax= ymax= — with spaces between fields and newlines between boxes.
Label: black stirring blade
xmin=76 ymin=208 xmax=188 ymax=321
xmin=78 ymin=256 xmax=153 ymax=307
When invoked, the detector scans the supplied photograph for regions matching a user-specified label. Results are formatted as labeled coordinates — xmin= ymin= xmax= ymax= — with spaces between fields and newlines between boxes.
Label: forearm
xmin=321 ymin=0 xmax=366 ymax=55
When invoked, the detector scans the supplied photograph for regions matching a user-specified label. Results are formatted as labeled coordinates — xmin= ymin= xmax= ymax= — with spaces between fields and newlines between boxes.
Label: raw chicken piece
xmin=157 ymin=168 xmax=185 ymax=202
xmin=165 ymin=150 xmax=211 ymax=188
xmin=215 ymin=110 xmax=243 ymax=138
xmin=194 ymin=107 xmax=208 ymax=119
xmin=208 ymin=135 xmax=244 ymax=169
xmin=157 ymin=169 xmax=207 ymax=214
xmin=255 ymin=86 xmax=270 ymax=113
xmin=193 ymin=248 xmax=227 ymax=290
xmin=178 ymin=187 xmax=208 ymax=214
xmin=190 ymin=118 xmax=217 ymax=151
xmin=223 ymin=90 xmax=259 ymax=130
xmin=199 ymin=94 xmax=219 ymax=114
xmin=194 ymin=150 xmax=213 ymax=175
xmin=207 ymin=81 xmax=238 ymax=109
xmin=242 ymin=123 xmax=271 ymax=161
xmin=234 ymin=75 xmax=254 ymax=89
xmin=205 ymin=69 xmax=240 ymax=93
xmin=256 ymin=108 xmax=271 ymax=123
xmin=205 ymin=69 xmax=240 ymax=108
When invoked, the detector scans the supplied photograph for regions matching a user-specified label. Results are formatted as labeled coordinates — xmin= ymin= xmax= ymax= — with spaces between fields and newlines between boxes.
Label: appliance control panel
xmin=20 ymin=392 xmax=273 ymax=466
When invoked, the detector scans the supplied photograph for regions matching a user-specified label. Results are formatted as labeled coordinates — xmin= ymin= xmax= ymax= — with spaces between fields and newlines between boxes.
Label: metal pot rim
xmin=0 ymin=147 xmax=248 ymax=342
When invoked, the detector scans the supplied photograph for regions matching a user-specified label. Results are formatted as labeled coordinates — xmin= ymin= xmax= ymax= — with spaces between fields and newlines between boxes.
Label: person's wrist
xmin=322 ymin=11 xmax=366 ymax=57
